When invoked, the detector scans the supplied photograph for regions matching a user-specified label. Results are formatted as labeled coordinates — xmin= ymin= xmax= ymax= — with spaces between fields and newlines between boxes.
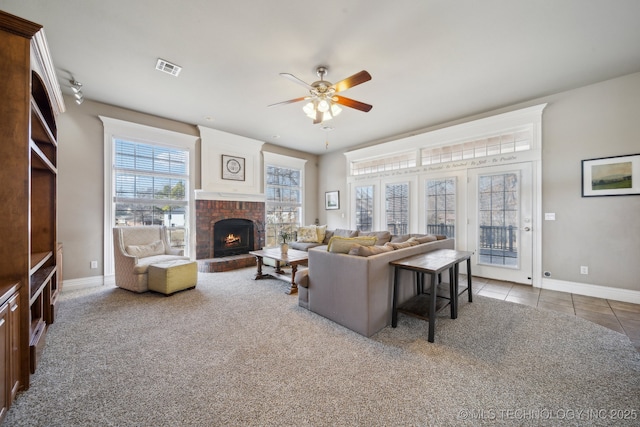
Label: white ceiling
xmin=4 ymin=0 xmax=640 ymax=155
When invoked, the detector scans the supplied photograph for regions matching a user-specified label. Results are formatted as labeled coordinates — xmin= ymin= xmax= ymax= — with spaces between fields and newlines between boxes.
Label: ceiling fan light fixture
xmin=330 ymin=103 xmax=342 ymax=116
xmin=303 ymin=101 xmax=316 ymax=118
xmin=317 ymin=99 xmax=330 ymax=113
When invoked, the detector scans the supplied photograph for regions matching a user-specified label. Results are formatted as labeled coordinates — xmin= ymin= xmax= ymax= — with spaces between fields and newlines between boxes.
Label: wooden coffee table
xmin=249 ymin=248 xmax=309 ymax=295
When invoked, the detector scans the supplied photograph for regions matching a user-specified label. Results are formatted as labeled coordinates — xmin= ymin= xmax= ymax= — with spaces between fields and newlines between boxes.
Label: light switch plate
xmin=545 ymin=213 xmax=556 ymax=220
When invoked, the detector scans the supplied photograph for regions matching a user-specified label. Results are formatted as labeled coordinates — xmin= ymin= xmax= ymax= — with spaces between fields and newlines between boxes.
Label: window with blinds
xmin=265 ymin=165 xmax=302 ymax=247
xmin=113 ymin=139 xmax=189 ymax=251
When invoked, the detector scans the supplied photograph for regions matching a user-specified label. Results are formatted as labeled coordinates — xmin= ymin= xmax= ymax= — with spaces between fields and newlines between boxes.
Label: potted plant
xmin=279 ymin=230 xmax=292 ymax=253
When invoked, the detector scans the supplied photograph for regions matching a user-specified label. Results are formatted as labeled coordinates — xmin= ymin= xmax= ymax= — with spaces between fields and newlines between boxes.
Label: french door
xmin=467 ymin=162 xmax=533 ymax=284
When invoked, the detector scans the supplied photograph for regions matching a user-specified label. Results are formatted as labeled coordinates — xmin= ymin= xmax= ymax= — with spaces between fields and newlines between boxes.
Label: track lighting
xmin=70 ymin=79 xmax=84 ymax=105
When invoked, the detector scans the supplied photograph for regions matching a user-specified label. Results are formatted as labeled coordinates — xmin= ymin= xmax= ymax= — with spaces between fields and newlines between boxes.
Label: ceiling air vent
xmin=155 ymin=58 xmax=182 ymax=77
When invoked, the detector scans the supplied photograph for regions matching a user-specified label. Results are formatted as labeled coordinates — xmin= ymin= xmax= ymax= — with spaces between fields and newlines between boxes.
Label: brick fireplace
xmin=196 ymin=200 xmax=265 ymax=271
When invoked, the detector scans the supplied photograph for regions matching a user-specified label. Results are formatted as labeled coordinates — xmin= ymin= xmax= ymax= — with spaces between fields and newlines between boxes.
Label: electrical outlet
xmin=580 ymin=266 xmax=588 ymax=275
xmin=90 ymin=260 xmax=98 ymax=269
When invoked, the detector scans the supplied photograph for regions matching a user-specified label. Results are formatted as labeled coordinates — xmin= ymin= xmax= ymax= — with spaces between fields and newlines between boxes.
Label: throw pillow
xmin=327 ymin=236 xmax=377 ymax=253
xmin=316 ymin=225 xmax=327 ymax=243
xmin=358 ymin=230 xmax=392 ymax=245
xmin=384 ymin=241 xmax=413 ymax=250
xmin=322 ymin=229 xmax=334 ymax=244
xmin=415 ymin=234 xmax=437 ymax=244
xmin=406 ymin=237 xmax=421 ymax=246
xmin=348 ymin=244 xmax=394 ymax=257
xmin=126 ymin=240 xmax=165 ymax=258
xmin=297 ymin=225 xmax=319 ymax=243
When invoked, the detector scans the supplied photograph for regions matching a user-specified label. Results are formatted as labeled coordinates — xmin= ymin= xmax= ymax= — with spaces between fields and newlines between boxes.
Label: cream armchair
xmin=113 ymin=226 xmax=190 ymax=293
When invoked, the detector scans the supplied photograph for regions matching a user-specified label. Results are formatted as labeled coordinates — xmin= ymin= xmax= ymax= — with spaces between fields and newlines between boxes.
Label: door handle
xmin=523 ymin=226 xmax=531 ymax=232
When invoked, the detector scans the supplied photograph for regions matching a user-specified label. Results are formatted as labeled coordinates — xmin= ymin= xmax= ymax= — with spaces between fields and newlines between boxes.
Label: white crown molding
xmin=31 ymin=28 xmax=65 ymax=115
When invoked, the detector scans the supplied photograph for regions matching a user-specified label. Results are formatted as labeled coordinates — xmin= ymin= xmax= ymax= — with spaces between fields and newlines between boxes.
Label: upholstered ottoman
xmin=148 ymin=260 xmax=198 ymax=295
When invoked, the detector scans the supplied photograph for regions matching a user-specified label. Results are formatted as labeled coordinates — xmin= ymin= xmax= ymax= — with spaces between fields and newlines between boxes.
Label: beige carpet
xmin=5 ymin=267 xmax=640 ymax=426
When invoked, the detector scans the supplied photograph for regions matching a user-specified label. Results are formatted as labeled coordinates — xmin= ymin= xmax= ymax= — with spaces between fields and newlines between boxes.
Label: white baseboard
xmin=540 ymin=278 xmax=640 ymax=304
xmin=61 ymin=275 xmax=106 ymax=292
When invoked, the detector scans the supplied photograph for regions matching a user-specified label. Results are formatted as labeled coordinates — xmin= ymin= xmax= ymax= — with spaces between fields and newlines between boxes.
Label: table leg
xmin=428 ymin=272 xmax=437 ymax=342
xmin=254 ymin=256 xmax=264 ymax=280
xmin=450 ymin=265 xmax=457 ymax=319
xmin=286 ymin=264 xmax=299 ymax=295
xmin=392 ymin=266 xmax=400 ymax=328
xmin=466 ymin=258 xmax=473 ymax=303
xmin=274 ymin=260 xmax=285 ymax=274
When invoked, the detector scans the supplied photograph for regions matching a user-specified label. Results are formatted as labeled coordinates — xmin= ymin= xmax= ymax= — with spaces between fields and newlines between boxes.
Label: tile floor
xmin=467 ymin=276 xmax=640 ymax=352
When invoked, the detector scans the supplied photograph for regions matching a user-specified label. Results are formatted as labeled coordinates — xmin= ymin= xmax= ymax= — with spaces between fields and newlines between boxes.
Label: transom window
xmin=421 ymin=128 xmax=532 ymax=165
xmin=351 ymin=152 xmax=417 ymax=176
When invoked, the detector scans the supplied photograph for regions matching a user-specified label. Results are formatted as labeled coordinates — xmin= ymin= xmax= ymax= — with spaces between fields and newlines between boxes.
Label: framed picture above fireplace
xmin=222 ymin=155 xmax=245 ymax=181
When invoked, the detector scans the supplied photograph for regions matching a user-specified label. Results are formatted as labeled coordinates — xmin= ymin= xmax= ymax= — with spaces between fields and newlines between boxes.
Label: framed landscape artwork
xmin=581 ymin=153 xmax=640 ymax=197
xmin=325 ymin=191 xmax=340 ymax=210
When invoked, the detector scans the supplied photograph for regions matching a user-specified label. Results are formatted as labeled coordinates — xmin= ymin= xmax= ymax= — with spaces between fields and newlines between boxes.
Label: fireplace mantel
xmin=195 ymin=190 xmax=265 ymax=202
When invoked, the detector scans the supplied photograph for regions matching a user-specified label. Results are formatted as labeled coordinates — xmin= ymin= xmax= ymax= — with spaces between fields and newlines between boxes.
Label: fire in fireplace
xmin=213 ymin=218 xmax=254 ymax=257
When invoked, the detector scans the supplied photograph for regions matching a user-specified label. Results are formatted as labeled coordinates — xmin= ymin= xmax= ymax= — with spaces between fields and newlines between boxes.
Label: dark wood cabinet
xmin=0 ymin=285 xmax=20 ymax=423
xmin=0 ymin=10 xmax=64 ymax=422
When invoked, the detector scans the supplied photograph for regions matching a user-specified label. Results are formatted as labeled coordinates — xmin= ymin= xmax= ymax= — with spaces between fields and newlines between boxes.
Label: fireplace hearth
xmin=213 ymin=218 xmax=254 ymax=258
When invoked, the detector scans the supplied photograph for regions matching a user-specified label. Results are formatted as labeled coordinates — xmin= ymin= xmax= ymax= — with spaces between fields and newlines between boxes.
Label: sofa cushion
xmin=390 ymin=234 xmax=411 ymax=243
xmin=297 ymin=225 xmax=319 ymax=242
xmin=333 ymin=228 xmax=359 ymax=238
xmin=126 ymin=240 xmax=165 ymax=258
xmin=348 ymin=244 xmax=394 ymax=257
xmin=359 ymin=230 xmax=392 ymax=246
xmin=327 ymin=236 xmax=377 ymax=253
xmin=322 ymin=229 xmax=335 ymax=244
xmin=290 ymin=241 xmax=323 ymax=251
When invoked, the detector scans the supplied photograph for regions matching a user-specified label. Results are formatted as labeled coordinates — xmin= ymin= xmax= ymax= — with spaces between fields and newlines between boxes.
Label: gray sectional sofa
xmin=293 ymin=228 xmax=454 ymax=337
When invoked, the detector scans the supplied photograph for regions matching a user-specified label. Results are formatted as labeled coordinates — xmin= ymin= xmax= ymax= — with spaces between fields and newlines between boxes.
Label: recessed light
xmin=204 ymin=116 xmax=214 ymax=121
xmin=272 ymin=135 xmax=280 ymax=139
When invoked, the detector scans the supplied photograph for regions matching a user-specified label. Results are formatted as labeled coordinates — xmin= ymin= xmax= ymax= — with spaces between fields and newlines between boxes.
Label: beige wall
xmin=317 ymin=72 xmax=640 ymax=293
xmin=58 ymin=98 xmax=317 ymax=281
xmin=59 ymin=72 xmax=639 ymax=293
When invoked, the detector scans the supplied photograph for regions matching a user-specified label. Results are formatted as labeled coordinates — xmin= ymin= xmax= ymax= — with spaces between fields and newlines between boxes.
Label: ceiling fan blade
xmin=332 ymin=70 xmax=372 ymax=93
xmin=280 ymin=73 xmax=314 ymax=90
xmin=334 ymin=95 xmax=373 ymax=112
xmin=267 ymin=97 xmax=307 ymax=107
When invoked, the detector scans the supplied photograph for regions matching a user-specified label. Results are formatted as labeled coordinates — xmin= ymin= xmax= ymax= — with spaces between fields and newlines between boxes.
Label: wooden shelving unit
xmin=0 ymin=10 xmax=64 ymax=422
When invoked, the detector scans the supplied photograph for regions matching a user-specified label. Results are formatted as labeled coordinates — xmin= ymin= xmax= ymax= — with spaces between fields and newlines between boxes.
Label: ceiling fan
xmin=269 ymin=66 xmax=372 ymax=124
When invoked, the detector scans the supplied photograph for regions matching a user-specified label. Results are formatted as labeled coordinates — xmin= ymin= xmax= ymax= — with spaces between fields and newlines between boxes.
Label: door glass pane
xmin=478 ymin=172 xmax=519 ymax=267
xmin=385 ymin=183 xmax=409 ymax=235
xmin=355 ymin=185 xmax=374 ymax=232
xmin=425 ymin=178 xmax=456 ymax=237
